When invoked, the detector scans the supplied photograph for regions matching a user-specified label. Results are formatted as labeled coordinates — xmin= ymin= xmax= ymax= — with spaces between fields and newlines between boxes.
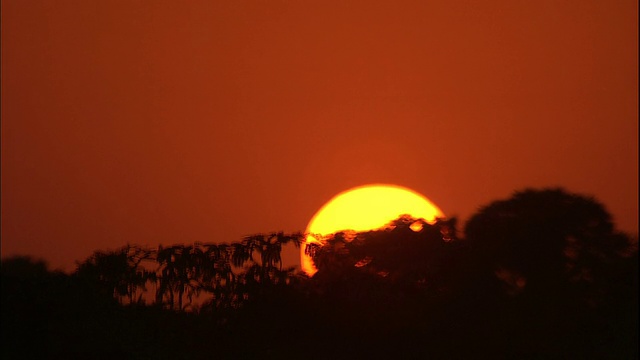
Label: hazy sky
xmin=2 ymin=0 xmax=637 ymax=271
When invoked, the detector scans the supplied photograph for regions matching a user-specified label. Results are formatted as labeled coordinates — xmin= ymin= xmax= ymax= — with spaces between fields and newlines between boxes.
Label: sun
xmin=301 ymin=184 xmax=444 ymax=276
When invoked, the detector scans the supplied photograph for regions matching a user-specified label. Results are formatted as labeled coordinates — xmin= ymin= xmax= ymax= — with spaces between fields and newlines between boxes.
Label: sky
xmin=2 ymin=0 xmax=637 ymax=272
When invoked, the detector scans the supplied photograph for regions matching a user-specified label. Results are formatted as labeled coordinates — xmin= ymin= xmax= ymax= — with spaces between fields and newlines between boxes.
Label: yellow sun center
xmin=301 ymin=184 xmax=444 ymax=276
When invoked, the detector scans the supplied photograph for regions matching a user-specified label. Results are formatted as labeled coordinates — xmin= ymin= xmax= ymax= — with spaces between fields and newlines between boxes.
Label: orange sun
xmin=301 ymin=184 xmax=444 ymax=276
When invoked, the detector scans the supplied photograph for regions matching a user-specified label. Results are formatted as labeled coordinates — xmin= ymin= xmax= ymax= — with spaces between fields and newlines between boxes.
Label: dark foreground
xmin=3 ymin=189 xmax=638 ymax=359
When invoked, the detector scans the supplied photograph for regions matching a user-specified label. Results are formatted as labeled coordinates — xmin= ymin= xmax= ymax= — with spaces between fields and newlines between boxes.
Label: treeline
xmin=1 ymin=188 xmax=638 ymax=359
xmin=303 ymin=189 xmax=638 ymax=358
xmin=1 ymin=233 xmax=308 ymax=358
xmin=74 ymin=232 xmax=304 ymax=312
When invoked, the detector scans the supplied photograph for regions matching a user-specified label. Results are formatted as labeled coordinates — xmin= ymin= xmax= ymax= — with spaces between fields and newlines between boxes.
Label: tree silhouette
xmin=198 ymin=243 xmax=239 ymax=311
xmin=155 ymin=244 xmax=207 ymax=310
xmin=307 ymin=215 xmax=461 ymax=294
xmin=234 ymin=232 xmax=304 ymax=306
xmin=464 ymin=188 xmax=636 ymax=303
xmin=3 ymin=188 xmax=637 ymax=359
xmin=76 ymin=245 xmax=153 ymax=304
xmin=463 ymin=188 xmax=638 ymax=358
xmin=301 ymin=215 xmax=466 ymax=344
xmin=72 ymin=233 xmax=305 ymax=312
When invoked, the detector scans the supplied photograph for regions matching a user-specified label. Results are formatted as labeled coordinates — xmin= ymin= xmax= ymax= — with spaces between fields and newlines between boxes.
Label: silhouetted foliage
xmin=72 ymin=232 xmax=305 ymax=313
xmin=76 ymin=245 xmax=153 ymax=304
xmin=465 ymin=188 xmax=636 ymax=304
xmin=463 ymin=188 xmax=638 ymax=358
xmin=307 ymin=215 xmax=461 ymax=298
xmin=2 ymin=188 xmax=636 ymax=359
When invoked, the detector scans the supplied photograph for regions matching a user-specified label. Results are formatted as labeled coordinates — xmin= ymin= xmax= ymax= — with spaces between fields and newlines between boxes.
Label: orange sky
xmin=2 ymin=0 xmax=638 ymax=272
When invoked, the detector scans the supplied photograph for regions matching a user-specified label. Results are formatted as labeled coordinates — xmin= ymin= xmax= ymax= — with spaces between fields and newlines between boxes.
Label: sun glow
xmin=302 ymin=184 xmax=444 ymax=276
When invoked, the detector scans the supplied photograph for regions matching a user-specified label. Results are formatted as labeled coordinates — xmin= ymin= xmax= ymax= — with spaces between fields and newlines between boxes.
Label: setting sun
xmin=302 ymin=184 xmax=444 ymax=276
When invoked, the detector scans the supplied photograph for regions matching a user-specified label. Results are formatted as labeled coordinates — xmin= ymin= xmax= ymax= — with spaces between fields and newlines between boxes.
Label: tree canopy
xmin=2 ymin=188 xmax=637 ymax=359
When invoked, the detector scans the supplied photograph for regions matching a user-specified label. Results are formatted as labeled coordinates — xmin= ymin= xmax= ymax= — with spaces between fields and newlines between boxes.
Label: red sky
xmin=2 ymin=0 xmax=638 ymax=272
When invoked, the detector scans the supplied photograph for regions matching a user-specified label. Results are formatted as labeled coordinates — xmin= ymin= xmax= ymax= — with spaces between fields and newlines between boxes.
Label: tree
xmin=76 ymin=245 xmax=153 ymax=304
xmin=464 ymin=188 xmax=636 ymax=302
xmin=303 ymin=215 xmax=465 ymax=324
xmin=155 ymin=244 xmax=206 ymax=310
xmin=307 ymin=216 xmax=461 ymax=290
xmin=234 ymin=233 xmax=304 ymax=304
xmin=198 ymin=243 xmax=238 ymax=311
xmin=463 ymin=188 xmax=638 ymax=358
